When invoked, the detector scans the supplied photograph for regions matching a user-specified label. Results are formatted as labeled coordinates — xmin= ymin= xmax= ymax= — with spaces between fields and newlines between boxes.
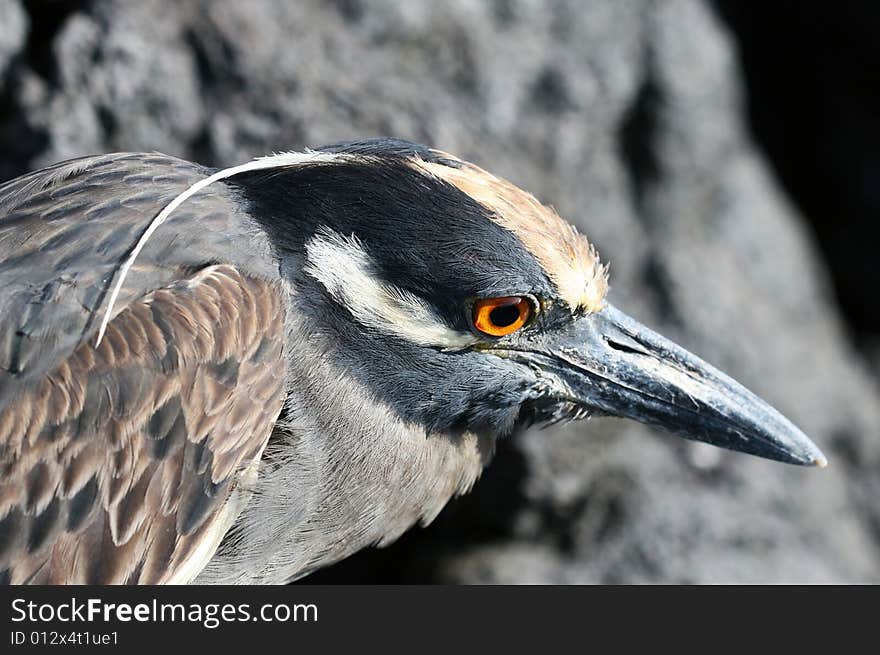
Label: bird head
xmin=233 ymin=138 xmax=826 ymax=467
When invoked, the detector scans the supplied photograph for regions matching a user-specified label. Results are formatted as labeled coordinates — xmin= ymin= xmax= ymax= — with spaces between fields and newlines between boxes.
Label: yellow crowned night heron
xmin=0 ymin=139 xmax=825 ymax=584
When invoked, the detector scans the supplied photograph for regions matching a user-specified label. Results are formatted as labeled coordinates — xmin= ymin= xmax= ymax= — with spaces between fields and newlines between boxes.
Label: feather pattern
xmin=0 ymin=153 xmax=287 ymax=584
xmin=0 ymin=265 xmax=286 ymax=583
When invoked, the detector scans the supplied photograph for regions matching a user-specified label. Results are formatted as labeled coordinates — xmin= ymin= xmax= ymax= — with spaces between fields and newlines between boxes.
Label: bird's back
xmin=0 ymin=153 xmax=288 ymax=583
xmin=0 ymin=153 xmax=278 ymax=398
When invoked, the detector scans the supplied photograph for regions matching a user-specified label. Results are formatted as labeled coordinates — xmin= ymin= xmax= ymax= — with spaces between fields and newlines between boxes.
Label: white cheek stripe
xmin=304 ymin=227 xmax=477 ymax=350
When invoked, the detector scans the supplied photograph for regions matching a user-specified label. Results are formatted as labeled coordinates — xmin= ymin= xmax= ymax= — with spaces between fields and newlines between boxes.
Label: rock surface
xmin=1 ymin=0 xmax=878 ymax=582
xmin=0 ymin=0 xmax=26 ymax=79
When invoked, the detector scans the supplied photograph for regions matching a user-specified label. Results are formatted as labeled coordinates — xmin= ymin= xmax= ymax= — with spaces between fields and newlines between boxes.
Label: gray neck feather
xmin=197 ymin=293 xmax=494 ymax=584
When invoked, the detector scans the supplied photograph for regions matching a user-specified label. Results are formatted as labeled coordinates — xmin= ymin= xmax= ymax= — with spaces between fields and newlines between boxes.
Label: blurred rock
xmin=1 ymin=0 xmax=879 ymax=582
xmin=0 ymin=0 xmax=26 ymax=79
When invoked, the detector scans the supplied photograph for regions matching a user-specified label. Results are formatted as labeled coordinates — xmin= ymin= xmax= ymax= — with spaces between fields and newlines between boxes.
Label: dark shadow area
xmin=0 ymin=1 xmax=92 ymax=183
xmin=713 ymin=2 xmax=880 ymax=341
xmin=21 ymin=0 xmax=92 ymax=85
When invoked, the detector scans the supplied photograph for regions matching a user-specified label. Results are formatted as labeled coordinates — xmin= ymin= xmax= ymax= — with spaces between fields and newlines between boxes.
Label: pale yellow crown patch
xmin=413 ymin=158 xmax=608 ymax=313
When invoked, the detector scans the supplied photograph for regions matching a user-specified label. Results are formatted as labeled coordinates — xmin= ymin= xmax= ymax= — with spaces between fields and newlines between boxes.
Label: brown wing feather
xmin=0 ymin=265 xmax=286 ymax=584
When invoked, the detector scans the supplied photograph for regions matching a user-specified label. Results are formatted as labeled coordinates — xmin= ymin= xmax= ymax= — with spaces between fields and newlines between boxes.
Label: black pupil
xmin=489 ymin=303 xmax=521 ymax=327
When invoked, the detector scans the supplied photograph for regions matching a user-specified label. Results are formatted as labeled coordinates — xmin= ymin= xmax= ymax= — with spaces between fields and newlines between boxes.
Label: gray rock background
xmin=1 ymin=0 xmax=878 ymax=583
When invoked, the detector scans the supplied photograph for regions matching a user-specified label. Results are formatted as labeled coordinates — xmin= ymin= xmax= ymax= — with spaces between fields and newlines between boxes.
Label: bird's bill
xmin=531 ymin=303 xmax=827 ymax=467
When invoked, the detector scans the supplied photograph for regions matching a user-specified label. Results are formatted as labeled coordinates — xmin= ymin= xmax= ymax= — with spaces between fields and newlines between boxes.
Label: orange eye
xmin=472 ymin=296 xmax=533 ymax=337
